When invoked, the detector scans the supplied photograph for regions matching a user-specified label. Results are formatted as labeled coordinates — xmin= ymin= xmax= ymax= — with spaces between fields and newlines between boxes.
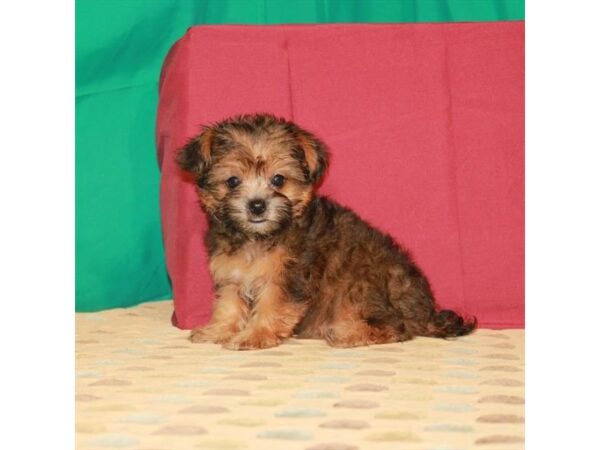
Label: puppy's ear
xmin=296 ymin=130 xmax=329 ymax=184
xmin=177 ymin=128 xmax=216 ymax=184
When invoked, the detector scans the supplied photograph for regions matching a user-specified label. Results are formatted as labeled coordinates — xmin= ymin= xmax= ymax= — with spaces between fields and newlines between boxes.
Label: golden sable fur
xmin=178 ymin=114 xmax=476 ymax=350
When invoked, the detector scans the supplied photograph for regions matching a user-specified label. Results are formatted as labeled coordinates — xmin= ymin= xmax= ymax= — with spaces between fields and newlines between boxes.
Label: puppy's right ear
xmin=177 ymin=128 xmax=216 ymax=182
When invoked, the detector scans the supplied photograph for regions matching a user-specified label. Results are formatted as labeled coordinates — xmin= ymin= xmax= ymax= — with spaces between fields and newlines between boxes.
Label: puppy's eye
xmin=226 ymin=176 xmax=241 ymax=189
xmin=271 ymin=174 xmax=285 ymax=188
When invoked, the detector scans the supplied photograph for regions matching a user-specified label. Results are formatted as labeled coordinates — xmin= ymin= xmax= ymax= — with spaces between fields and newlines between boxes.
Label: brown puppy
xmin=178 ymin=114 xmax=476 ymax=350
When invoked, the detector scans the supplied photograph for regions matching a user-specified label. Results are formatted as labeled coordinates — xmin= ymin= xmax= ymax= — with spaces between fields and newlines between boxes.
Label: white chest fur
xmin=209 ymin=243 xmax=289 ymax=304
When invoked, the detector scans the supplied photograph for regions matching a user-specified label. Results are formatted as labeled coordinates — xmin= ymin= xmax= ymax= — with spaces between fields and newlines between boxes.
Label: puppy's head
xmin=178 ymin=114 xmax=329 ymax=237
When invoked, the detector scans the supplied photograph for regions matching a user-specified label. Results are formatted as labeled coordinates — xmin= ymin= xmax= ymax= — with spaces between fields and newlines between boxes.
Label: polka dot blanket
xmin=76 ymin=300 xmax=524 ymax=450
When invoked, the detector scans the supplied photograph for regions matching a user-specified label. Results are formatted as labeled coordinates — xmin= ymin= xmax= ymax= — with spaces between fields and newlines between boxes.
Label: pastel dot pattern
xmin=76 ymin=301 xmax=524 ymax=449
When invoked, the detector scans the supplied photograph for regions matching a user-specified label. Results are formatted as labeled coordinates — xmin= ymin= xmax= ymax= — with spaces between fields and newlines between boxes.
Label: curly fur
xmin=178 ymin=113 xmax=476 ymax=350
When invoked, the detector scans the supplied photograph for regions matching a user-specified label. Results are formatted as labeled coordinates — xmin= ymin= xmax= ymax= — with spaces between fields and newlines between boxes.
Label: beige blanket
xmin=76 ymin=300 xmax=524 ymax=450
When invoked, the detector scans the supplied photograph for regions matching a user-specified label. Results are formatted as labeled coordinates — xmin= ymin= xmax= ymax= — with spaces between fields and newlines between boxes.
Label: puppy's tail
xmin=424 ymin=309 xmax=477 ymax=338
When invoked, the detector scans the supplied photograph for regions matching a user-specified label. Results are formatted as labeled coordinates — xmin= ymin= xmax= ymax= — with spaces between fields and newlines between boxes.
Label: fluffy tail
xmin=425 ymin=309 xmax=477 ymax=338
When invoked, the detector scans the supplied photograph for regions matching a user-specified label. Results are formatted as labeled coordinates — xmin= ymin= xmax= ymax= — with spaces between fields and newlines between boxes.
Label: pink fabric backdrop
xmin=156 ymin=23 xmax=524 ymax=330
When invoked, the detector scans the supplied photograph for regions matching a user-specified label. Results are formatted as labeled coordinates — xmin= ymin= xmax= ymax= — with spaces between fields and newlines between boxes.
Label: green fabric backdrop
xmin=75 ymin=0 xmax=525 ymax=312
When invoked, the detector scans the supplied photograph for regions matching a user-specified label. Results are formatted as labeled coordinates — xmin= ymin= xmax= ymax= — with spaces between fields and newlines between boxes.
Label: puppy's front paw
xmin=189 ymin=325 xmax=235 ymax=344
xmin=223 ymin=329 xmax=282 ymax=350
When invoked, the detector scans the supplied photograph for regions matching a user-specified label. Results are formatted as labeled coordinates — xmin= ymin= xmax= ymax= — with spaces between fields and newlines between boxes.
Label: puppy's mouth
xmin=248 ymin=218 xmax=267 ymax=224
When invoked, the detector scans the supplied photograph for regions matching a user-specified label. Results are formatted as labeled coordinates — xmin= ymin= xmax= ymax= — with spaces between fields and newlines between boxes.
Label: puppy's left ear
xmin=296 ymin=130 xmax=329 ymax=184
xmin=177 ymin=128 xmax=216 ymax=184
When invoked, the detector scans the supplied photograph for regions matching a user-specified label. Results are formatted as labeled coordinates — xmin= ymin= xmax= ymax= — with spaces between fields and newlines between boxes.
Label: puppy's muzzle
xmin=248 ymin=198 xmax=267 ymax=221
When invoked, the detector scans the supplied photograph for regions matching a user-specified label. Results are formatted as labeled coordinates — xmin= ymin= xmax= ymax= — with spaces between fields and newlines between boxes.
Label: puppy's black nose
xmin=248 ymin=199 xmax=267 ymax=216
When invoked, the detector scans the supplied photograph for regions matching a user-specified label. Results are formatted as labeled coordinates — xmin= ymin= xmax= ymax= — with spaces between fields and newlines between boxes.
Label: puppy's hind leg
xmin=324 ymin=305 xmax=402 ymax=348
xmin=387 ymin=264 xmax=477 ymax=339
xmin=325 ymin=322 xmax=400 ymax=348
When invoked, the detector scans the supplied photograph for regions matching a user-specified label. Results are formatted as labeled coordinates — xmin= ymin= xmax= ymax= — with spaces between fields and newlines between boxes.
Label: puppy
xmin=178 ymin=113 xmax=476 ymax=350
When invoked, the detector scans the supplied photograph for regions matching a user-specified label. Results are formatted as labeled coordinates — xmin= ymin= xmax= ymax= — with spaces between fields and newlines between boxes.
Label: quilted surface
xmin=76 ymin=301 xmax=524 ymax=449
